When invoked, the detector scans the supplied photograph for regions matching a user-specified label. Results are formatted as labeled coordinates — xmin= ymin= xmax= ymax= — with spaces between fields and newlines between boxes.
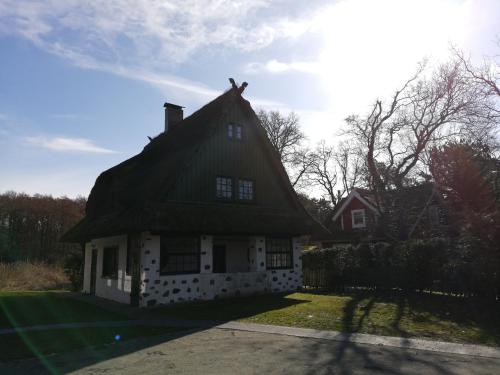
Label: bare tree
xmin=454 ymin=43 xmax=500 ymax=99
xmin=308 ymin=141 xmax=338 ymax=205
xmin=288 ymin=147 xmax=316 ymax=189
xmin=257 ymin=109 xmax=305 ymax=164
xmin=346 ymin=60 xmax=496 ymax=206
xmin=335 ymin=141 xmax=363 ymax=196
xmin=305 ymin=141 xmax=362 ymax=206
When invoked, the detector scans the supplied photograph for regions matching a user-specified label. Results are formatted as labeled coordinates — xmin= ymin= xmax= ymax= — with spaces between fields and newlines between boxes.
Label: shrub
xmin=303 ymin=238 xmax=498 ymax=299
xmin=0 ymin=262 xmax=70 ymax=291
xmin=63 ymin=251 xmax=84 ymax=291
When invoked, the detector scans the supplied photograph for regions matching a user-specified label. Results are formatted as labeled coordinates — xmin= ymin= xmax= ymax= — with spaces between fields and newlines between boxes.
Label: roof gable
xmin=331 ymin=190 xmax=379 ymax=222
xmin=63 ymin=85 xmax=328 ymax=242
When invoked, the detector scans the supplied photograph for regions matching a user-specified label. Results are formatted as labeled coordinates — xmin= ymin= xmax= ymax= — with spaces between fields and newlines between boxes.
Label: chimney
xmin=163 ymin=103 xmax=184 ymax=133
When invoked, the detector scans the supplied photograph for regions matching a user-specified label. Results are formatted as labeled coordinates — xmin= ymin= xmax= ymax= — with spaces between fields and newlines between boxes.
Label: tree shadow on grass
xmin=291 ymin=291 xmax=480 ymax=375
xmin=305 ymin=289 xmax=500 ymax=345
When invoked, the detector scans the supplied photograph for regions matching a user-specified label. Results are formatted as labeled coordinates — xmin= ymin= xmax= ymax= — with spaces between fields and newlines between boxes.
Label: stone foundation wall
xmin=266 ymin=237 xmax=303 ymax=292
xmin=139 ymin=233 xmax=304 ymax=307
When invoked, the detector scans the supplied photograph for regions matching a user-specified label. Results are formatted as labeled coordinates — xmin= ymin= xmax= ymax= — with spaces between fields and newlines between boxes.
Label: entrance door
xmin=90 ymin=248 xmax=97 ymax=295
xmin=213 ymin=245 xmax=226 ymax=273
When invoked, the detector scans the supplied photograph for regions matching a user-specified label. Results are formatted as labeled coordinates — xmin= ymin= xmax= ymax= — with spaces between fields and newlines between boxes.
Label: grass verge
xmin=156 ymin=291 xmax=500 ymax=346
xmin=0 ymin=291 xmax=125 ymax=328
xmin=0 ymin=325 xmax=182 ymax=361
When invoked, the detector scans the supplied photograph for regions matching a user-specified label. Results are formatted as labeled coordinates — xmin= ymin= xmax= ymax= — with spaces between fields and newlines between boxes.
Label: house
xmin=62 ymin=80 xmax=326 ymax=307
xmin=318 ymin=184 xmax=449 ymax=248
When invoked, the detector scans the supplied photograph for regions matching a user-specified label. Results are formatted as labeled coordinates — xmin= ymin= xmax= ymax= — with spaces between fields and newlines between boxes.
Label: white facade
xmin=83 ymin=232 xmax=304 ymax=307
xmin=82 ymin=235 xmax=131 ymax=304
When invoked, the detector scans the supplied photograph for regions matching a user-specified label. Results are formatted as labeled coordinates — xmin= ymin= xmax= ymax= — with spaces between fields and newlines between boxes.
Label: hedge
xmin=303 ymin=238 xmax=499 ymax=299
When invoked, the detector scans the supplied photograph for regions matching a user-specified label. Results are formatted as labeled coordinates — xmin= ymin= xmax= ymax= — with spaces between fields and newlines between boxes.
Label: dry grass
xmin=0 ymin=262 xmax=70 ymax=291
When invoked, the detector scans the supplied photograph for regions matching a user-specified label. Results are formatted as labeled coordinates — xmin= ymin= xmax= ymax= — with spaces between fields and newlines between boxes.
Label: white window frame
xmin=238 ymin=179 xmax=254 ymax=200
xmin=216 ymin=176 xmax=233 ymax=199
xmin=351 ymin=209 xmax=366 ymax=229
xmin=235 ymin=125 xmax=242 ymax=140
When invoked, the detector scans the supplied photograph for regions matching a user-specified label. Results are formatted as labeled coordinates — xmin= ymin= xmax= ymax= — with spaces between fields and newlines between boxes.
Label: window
xmin=102 ymin=246 xmax=119 ymax=279
xmin=160 ymin=237 xmax=199 ymax=275
xmin=351 ymin=209 xmax=366 ymax=229
xmin=216 ymin=176 xmax=233 ymax=199
xmin=227 ymin=123 xmax=242 ymax=140
xmin=238 ymin=179 xmax=254 ymax=200
xmin=126 ymin=239 xmax=133 ymax=275
xmin=266 ymin=238 xmax=292 ymax=269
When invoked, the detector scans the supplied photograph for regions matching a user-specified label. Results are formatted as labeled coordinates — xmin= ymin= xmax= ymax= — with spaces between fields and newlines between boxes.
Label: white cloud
xmin=26 ymin=136 xmax=116 ymax=154
xmin=0 ymin=113 xmax=7 ymax=120
xmin=0 ymin=1 xmax=313 ymax=67
xmin=0 ymin=0 xmax=306 ymax=102
xmin=1 ymin=0 xmax=497 ymax=140
xmin=51 ymin=113 xmax=77 ymax=120
xmin=245 ymin=59 xmax=320 ymax=74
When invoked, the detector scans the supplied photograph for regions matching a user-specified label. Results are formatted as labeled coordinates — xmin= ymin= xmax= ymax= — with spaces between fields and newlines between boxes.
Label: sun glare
xmin=316 ymin=0 xmax=466 ymax=117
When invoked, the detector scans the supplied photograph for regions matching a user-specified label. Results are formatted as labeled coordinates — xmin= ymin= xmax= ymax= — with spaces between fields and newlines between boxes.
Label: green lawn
xmin=0 ymin=291 xmax=125 ymax=328
xmin=0 ymin=291 xmax=188 ymax=361
xmin=0 ymin=325 xmax=181 ymax=361
xmin=156 ymin=291 xmax=500 ymax=346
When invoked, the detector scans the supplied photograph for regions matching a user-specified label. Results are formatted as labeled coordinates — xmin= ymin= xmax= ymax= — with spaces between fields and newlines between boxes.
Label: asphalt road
xmin=2 ymin=328 xmax=500 ymax=375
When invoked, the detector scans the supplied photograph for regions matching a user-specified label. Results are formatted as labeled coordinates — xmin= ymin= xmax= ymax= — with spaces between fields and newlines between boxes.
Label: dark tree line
xmin=0 ymin=192 xmax=85 ymax=264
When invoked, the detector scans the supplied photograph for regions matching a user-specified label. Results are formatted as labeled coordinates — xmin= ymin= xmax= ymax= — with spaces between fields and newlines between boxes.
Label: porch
xmin=82 ymin=233 xmax=303 ymax=307
xmin=140 ymin=234 xmax=303 ymax=306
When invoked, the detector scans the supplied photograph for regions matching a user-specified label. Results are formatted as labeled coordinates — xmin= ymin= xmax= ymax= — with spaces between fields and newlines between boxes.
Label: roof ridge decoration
xmin=229 ymin=78 xmax=248 ymax=94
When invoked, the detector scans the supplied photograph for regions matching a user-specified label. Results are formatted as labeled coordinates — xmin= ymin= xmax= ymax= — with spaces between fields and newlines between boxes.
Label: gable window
xmin=160 ymin=237 xmax=199 ymax=275
xmin=238 ymin=179 xmax=254 ymax=200
xmin=266 ymin=238 xmax=292 ymax=269
xmin=216 ymin=176 xmax=233 ymax=199
xmin=227 ymin=123 xmax=242 ymax=140
xmin=102 ymin=246 xmax=119 ymax=279
xmin=351 ymin=209 xmax=366 ymax=229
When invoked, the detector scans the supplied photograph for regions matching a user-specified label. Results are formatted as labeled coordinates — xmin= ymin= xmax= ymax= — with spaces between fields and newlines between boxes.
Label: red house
xmin=318 ymin=184 xmax=449 ymax=248
xmin=331 ymin=189 xmax=379 ymax=233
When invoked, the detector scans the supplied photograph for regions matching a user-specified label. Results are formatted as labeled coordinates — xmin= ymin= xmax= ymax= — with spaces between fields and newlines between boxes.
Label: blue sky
xmin=0 ymin=0 xmax=499 ymax=197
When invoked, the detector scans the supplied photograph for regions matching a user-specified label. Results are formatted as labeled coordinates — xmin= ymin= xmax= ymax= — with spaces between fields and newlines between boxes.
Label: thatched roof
xmin=62 ymin=87 xmax=328 ymax=242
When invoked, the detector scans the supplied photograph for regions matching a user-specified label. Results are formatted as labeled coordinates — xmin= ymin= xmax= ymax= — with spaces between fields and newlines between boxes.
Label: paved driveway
xmin=2 ymin=327 xmax=500 ymax=375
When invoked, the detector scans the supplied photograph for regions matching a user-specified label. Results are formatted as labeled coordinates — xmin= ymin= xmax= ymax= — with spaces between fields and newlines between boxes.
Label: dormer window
xmin=216 ymin=176 xmax=232 ymax=199
xmin=351 ymin=209 xmax=366 ymax=229
xmin=238 ymin=179 xmax=254 ymax=200
xmin=227 ymin=123 xmax=242 ymax=140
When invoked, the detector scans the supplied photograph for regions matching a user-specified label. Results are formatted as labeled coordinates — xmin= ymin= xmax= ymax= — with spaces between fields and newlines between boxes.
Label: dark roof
xmin=62 ymin=87 xmax=329 ymax=242
xmin=330 ymin=184 xmax=439 ymax=222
